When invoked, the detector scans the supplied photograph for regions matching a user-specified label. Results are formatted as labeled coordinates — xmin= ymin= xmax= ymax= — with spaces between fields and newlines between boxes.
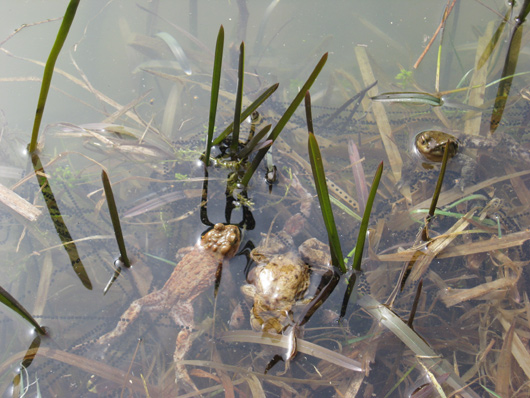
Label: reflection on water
xmin=0 ymin=0 xmax=529 ymax=396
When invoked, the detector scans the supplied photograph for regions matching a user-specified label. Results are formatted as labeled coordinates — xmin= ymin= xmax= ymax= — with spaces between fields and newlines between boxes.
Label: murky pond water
xmin=0 ymin=1 xmax=529 ymax=397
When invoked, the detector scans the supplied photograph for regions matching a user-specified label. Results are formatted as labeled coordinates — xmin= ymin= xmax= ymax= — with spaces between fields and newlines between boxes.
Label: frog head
xmin=413 ymin=129 xmax=459 ymax=163
xmin=201 ymin=223 xmax=241 ymax=259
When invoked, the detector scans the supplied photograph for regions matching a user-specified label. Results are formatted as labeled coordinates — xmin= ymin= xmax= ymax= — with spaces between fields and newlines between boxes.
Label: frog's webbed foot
xmin=299 ymin=238 xmax=331 ymax=268
xmin=454 ymin=154 xmax=477 ymax=192
xmin=71 ymin=338 xmax=110 ymax=362
xmin=92 ymin=290 xmax=168 ymax=350
xmin=169 ymin=301 xmax=200 ymax=394
xmin=290 ymin=173 xmax=312 ymax=218
xmin=70 ymin=296 xmax=152 ymax=362
xmin=266 ymin=324 xmax=299 ymax=376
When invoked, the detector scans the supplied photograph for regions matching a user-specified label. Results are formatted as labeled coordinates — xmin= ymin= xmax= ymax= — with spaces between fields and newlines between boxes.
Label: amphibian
xmin=241 ymin=230 xmax=332 ymax=333
xmin=90 ymin=223 xmax=240 ymax=393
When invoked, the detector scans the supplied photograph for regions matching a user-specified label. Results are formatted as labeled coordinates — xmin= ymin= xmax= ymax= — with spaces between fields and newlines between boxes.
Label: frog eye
xmin=421 ymin=132 xmax=433 ymax=144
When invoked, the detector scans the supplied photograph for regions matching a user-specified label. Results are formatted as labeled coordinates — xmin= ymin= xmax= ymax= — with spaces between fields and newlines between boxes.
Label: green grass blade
xmin=384 ymin=364 xmax=416 ymax=398
xmin=241 ymin=53 xmax=328 ymax=187
xmin=427 ymin=140 xmax=451 ymax=220
xmin=351 ymin=161 xmax=382 ymax=271
xmin=21 ymin=332 xmax=42 ymax=369
xmin=31 ymin=154 xmax=92 ymax=290
xmin=422 ymin=137 xmax=451 ymax=241
xmin=371 ymin=92 xmax=442 ymax=106
xmin=212 ymin=83 xmax=279 ymax=146
xmin=237 ymin=124 xmax=272 ymax=159
xmin=0 ymin=285 xmax=46 ymax=335
xmin=230 ymin=42 xmax=245 ymax=153
xmin=518 ymin=0 xmax=530 ymax=25
xmin=477 ymin=7 xmax=511 ymax=70
xmin=101 ymin=170 xmax=130 ymax=268
xmin=479 ymin=385 xmax=502 ymax=398
xmin=358 ymin=294 xmax=481 ymax=398
xmin=204 ymin=25 xmax=224 ymax=166
xmin=490 ymin=1 xmax=529 ymax=133
xmin=330 ymin=193 xmax=362 ymax=222
xmin=308 ymin=132 xmax=345 ymax=273
xmin=306 ymin=92 xmax=345 ymax=273
xmin=29 ymin=0 xmax=80 ymax=153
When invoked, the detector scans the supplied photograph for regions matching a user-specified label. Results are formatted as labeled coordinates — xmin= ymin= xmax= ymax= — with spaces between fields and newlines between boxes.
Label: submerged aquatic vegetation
xmin=29 ymin=0 xmax=80 ymax=153
xmin=394 ymin=68 xmax=414 ymax=89
xmin=31 ymin=153 xmax=92 ymax=290
xmin=2 ymin=1 xmax=530 ymax=396
xmin=240 ymin=53 xmax=328 ymax=187
xmin=0 ymin=286 xmax=46 ymax=336
xmin=306 ymin=91 xmax=345 ymax=273
xmin=203 ymin=25 xmax=224 ymax=167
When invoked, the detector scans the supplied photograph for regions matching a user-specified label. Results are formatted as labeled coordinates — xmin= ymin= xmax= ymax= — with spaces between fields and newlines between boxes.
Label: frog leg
xmin=169 ymin=301 xmax=199 ymax=393
xmin=456 ymin=155 xmax=477 ymax=191
xmin=95 ymin=289 xmax=169 ymax=348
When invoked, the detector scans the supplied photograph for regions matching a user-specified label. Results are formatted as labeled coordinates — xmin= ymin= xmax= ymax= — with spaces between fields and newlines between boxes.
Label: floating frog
xmin=400 ymin=127 xmax=530 ymax=192
xmin=399 ymin=128 xmax=475 ymax=191
xmin=241 ymin=228 xmax=332 ymax=334
xmin=86 ymin=223 xmax=241 ymax=394
xmin=400 ymin=128 xmax=473 ymax=191
xmin=412 ymin=129 xmax=459 ymax=163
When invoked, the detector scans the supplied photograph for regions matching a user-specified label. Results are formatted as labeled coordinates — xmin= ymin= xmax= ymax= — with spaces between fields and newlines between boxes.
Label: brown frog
xmin=401 ymin=127 xmax=530 ymax=192
xmin=400 ymin=128 xmax=475 ymax=191
xmin=412 ymin=129 xmax=459 ymax=163
xmin=241 ymin=230 xmax=332 ymax=334
xmin=90 ymin=223 xmax=240 ymax=393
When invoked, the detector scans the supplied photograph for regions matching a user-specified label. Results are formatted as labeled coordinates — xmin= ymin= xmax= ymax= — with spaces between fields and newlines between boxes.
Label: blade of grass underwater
xmin=477 ymin=7 xmax=511 ymax=70
xmin=464 ymin=22 xmax=493 ymax=137
xmin=348 ymin=140 xmax=368 ymax=214
xmin=322 ymin=80 xmax=377 ymax=127
xmin=219 ymin=330 xmax=362 ymax=372
xmin=212 ymin=83 xmax=278 ymax=146
xmin=358 ymin=295 xmax=481 ymax=398
xmin=352 ymin=161 xmax=382 ymax=272
xmin=434 ymin=0 xmax=456 ymax=93
xmin=31 ymin=153 xmax=92 ymax=290
xmin=490 ymin=0 xmax=530 ymax=133
xmin=384 ymin=364 xmax=416 ymax=398
xmin=29 ymin=0 xmax=80 ymax=153
xmin=371 ymin=92 xmax=443 ymax=106
xmin=204 ymin=25 xmax=224 ymax=166
xmin=155 ymin=32 xmax=192 ymax=76
xmin=101 ymin=170 xmax=130 ymax=268
xmin=339 ymin=162 xmax=382 ymax=316
xmin=306 ymin=92 xmax=345 ymax=273
xmin=330 ymin=195 xmax=362 ymax=222
xmin=237 ymin=124 xmax=271 ymax=159
xmin=0 ymin=285 xmax=46 ymax=335
xmin=422 ymin=138 xmax=451 ymax=241
xmin=20 ymin=333 xmax=42 ymax=369
xmin=230 ymin=42 xmax=245 ymax=153
xmin=241 ymin=53 xmax=328 ymax=187
xmin=356 ymin=46 xmax=401 ymax=180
